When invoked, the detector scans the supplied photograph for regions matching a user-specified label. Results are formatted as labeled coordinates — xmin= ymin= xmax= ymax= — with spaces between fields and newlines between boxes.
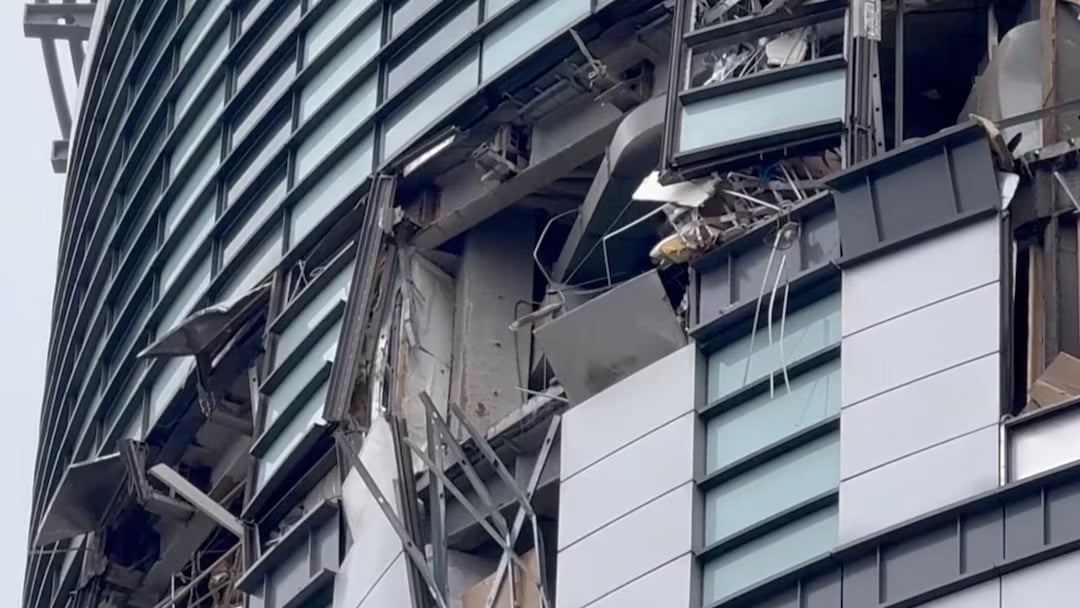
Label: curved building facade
xmin=23 ymin=0 xmax=1080 ymax=607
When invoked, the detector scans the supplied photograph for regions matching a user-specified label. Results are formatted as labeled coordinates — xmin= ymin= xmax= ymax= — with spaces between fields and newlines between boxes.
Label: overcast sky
xmin=0 ymin=1 xmax=67 ymax=602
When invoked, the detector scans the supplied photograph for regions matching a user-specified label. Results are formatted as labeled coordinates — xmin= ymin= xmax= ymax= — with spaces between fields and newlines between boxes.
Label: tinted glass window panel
xmin=383 ymin=52 xmax=478 ymax=160
xmin=391 ymin=0 xmax=440 ymax=38
xmin=172 ymin=84 xmax=224 ymax=177
xmin=290 ymin=137 xmax=373 ymax=246
xmin=233 ymin=59 xmax=295 ymax=147
xmin=257 ymin=380 xmax=328 ymax=489
xmin=274 ymin=261 xmax=353 ymax=367
xmin=219 ymin=229 xmax=283 ymax=300
xmin=177 ymin=32 xmax=228 ymax=118
xmin=305 ymin=0 xmax=379 ymax=62
xmin=704 ymin=433 xmax=839 ymax=544
xmin=705 ymin=359 xmax=840 ymax=473
xmin=225 ymin=173 xmax=287 ymax=264
xmin=227 ymin=116 xmax=290 ymax=206
xmin=236 ymin=1 xmax=301 ymax=90
xmin=481 ymin=0 xmax=588 ymax=81
xmin=180 ymin=1 xmax=226 ymax=63
xmin=300 ymin=19 xmax=380 ymax=121
xmin=702 ymin=505 xmax=838 ymax=604
xmin=706 ymin=292 xmax=840 ymax=401
xmin=388 ymin=3 xmax=478 ymax=96
xmin=166 ymin=137 xmax=219 ymax=235
xmin=160 ymin=201 xmax=214 ymax=293
xmin=158 ymin=256 xmax=211 ymax=333
xmin=297 ymin=79 xmax=377 ymax=178
xmin=266 ymin=318 xmax=341 ymax=429
xmin=679 ymin=68 xmax=846 ymax=153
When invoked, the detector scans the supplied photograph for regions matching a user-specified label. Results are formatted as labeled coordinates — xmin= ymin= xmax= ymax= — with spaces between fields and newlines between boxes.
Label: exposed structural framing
xmin=23 ymin=1 xmax=96 ymax=174
xmin=335 ymin=392 xmax=561 ymax=608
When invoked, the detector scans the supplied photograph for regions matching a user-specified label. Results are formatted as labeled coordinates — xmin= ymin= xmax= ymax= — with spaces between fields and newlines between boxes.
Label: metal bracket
xmin=335 ymin=429 xmax=450 ymax=608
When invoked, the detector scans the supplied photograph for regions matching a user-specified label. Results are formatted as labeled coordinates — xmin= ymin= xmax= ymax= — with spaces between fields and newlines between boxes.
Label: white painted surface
xmin=841 ymin=354 xmax=1000 ymax=479
xmin=333 ymin=418 xmax=407 ymax=607
xmin=1002 ymin=550 xmax=1080 ymax=607
xmin=559 ymin=413 xmax=695 ymax=549
xmin=556 ymin=483 xmax=694 ymax=608
xmin=1010 ymin=406 xmax=1080 ymax=481
xmin=561 ymin=345 xmax=698 ymax=478
xmin=584 ymin=554 xmax=694 ymax=608
xmin=839 ymin=426 xmax=999 ymax=542
xmin=841 ymin=283 xmax=999 ymax=407
xmin=842 ymin=219 xmax=1000 ymax=337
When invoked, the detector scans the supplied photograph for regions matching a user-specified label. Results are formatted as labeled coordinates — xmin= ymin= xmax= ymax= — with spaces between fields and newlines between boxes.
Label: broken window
xmin=665 ymin=0 xmax=846 ymax=179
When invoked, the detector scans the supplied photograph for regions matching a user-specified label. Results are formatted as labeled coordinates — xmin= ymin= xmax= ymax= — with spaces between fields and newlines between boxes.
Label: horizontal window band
xmin=696 ymin=490 xmax=838 ymax=562
xmin=697 ymin=414 xmax=840 ymax=492
xmin=698 ymin=344 xmax=841 ymax=420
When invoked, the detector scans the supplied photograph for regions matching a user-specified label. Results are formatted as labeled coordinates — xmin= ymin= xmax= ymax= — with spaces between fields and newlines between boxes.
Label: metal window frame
xmin=660 ymin=0 xmax=849 ymax=182
xmin=695 ymin=283 xmax=843 ymax=601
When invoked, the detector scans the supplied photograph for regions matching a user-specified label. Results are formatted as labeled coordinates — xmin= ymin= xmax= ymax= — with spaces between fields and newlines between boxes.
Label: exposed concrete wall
xmin=839 ymin=219 xmax=1002 ymax=542
xmin=450 ymin=211 xmax=535 ymax=434
xmin=556 ymin=345 xmax=701 ymax=608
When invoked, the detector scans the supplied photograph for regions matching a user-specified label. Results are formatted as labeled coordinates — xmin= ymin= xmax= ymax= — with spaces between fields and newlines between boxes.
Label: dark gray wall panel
xmin=711 ymin=463 xmax=1080 ymax=608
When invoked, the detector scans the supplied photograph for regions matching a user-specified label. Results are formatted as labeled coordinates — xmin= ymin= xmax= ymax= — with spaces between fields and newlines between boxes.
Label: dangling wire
xmin=778 ymin=274 xmax=792 ymax=395
xmin=742 ymin=229 xmax=784 ymax=388
xmin=767 ymin=252 xmax=787 ymax=398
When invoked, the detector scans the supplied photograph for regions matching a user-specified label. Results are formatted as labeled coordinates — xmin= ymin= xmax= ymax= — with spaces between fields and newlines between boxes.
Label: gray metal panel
xmin=560 ymin=344 xmax=699 ymax=479
xmin=693 ymin=194 xmax=838 ymax=331
xmin=705 ymin=463 xmax=1080 ymax=608
xmin=34 ymin=454 xmax=123 ymax=547
xmin=840 ymin=355 xmax=1000 ymax=480
xmin=535 ymin=269 xmax=687 ymax=404
xmin=559 ymin=413 xmax=695 ymax=549
xmin=826 ymin=123 xmax=1000 ymax=267
xmin=557 ymin=483 xmax=694 ymax=608
xmin=839 ymin=426 xmax=1000 ymax=542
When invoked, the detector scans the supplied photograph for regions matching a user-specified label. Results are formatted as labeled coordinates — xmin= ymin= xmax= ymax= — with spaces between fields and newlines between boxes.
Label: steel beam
xmin=23 ymin=3 xmax=95 ymax=41
xmin=147 ymin=464 xmax=244 ymax=538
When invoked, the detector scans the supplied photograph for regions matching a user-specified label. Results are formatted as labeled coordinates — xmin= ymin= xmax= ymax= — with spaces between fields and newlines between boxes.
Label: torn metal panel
xmin=827 ymin=122 xmax=1000 ymax=267
xmin=137 ymin=285 xmax=270 ymax=359
xmin=325 ymin=175 xmax=398 ymax=426
xmin=535 ymin=269 xmax=687 ymax=404
xmin=398 ymin=250 xmax=456 ymax=464
xmin=34 ymin=454 xmax=122 ymax=547
xmin=333 ymin=418 xmax=422 ymax=608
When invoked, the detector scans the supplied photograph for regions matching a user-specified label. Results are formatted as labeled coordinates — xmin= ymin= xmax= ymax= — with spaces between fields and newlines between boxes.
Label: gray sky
xmin=0 ymin=1 xmax=66 ymax=602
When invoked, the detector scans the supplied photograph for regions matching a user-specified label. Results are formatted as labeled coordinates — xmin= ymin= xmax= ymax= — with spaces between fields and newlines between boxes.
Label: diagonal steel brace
xmin=418 ymin=393 xmax=512 ymax=536
xmin=483 ymin=416 xmax=561 ymax=608
xmin=335 ymin=429 xmax=449 ymax=608
xmin=403 ymin=438 xmax=551 ymax=608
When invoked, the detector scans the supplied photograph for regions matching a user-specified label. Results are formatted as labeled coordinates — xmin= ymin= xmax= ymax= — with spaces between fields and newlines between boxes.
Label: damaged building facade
xmin=19 ymin=0 xmax=1080 ymax=606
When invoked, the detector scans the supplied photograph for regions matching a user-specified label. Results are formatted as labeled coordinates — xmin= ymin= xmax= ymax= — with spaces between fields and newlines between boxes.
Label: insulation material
xmin=399 ymin=251 xmax=456 ymax=465
xmin=1029 ymin=352 xmax=1080 ymax=410
xmin=459 ymin=550 xmax=541 ymax=608
xmin=333 ymin=417 xmax=412 ymax=608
